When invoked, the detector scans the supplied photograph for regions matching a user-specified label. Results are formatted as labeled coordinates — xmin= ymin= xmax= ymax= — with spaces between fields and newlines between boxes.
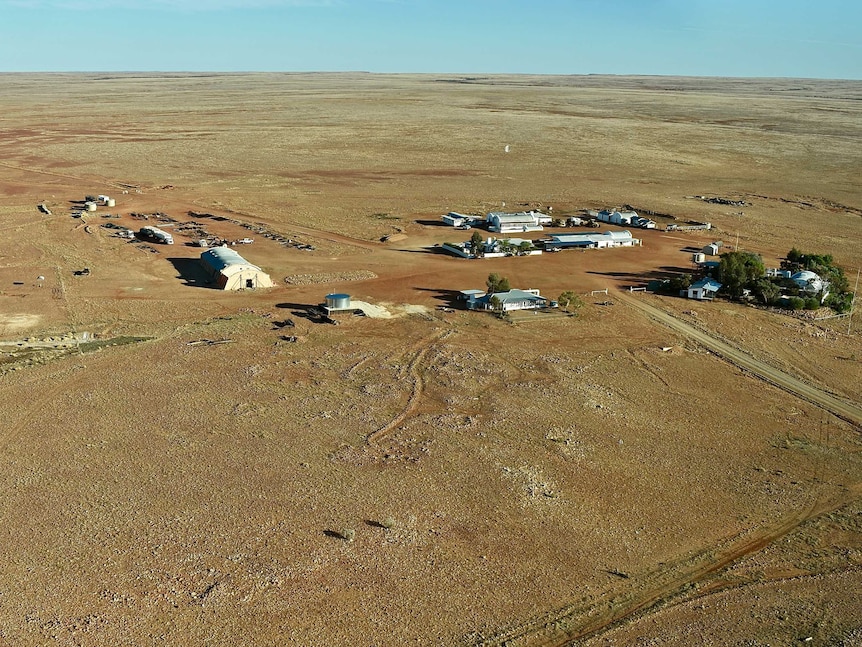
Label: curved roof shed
xmin=200 ymin=247 xmax=274 ymax=290
xmin=791 ymin=270 xmax=824 ymax=293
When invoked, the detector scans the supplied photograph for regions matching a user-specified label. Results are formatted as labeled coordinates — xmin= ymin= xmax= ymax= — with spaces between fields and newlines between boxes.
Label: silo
xmin=325 ymin=293 xmax=351 ymax=310
xmin=692 ymin=252 xmax=706 ymax=264
xmin=85 ymin=201 xmax=97 ymax=212
xmin=106 ymin=198 xmax=116 ymax=207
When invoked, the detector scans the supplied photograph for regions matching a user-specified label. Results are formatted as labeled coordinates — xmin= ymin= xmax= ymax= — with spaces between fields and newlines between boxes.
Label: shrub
xmin=339 ymin=528 xmax=356 ymax=542
xmin=826 ymin=291 xmax=853 ymax=314
xmin=786 ymin=296 xmax=805 ymax=311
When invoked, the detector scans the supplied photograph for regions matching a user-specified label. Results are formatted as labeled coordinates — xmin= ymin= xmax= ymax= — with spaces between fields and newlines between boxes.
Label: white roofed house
xmin=200 ymin=246 xmax=274 ymax=290
xmin=464 ymin=288 xmax=550 ymax=312
xmin=687 ymin=277 xmax=722 ymax=301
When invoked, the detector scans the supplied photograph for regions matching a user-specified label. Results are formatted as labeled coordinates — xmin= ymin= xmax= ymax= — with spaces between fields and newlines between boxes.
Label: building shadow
xmin=166 ymin=258 xmax=216 ymax=288
xmin=398 ymin=246 xmax=450 ymax=254
xmin=275 ymin=301 xmax=319 ymax=310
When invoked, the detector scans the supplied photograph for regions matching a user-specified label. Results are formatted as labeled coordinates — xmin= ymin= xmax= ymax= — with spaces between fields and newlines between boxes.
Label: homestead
xmin=543 ymin=230 xmax=641 ymax=250
xmin=199 ymin=246 xmax=274 ymax=290
xmin=461 ymin=288 xmax=551 ymax=312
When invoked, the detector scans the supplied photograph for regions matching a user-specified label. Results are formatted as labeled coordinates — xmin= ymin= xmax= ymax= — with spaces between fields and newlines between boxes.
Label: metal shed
xmin=200 ymin=247 xmax=274 ymax=290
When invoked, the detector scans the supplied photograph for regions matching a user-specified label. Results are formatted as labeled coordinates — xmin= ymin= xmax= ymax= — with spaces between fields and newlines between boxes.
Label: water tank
xmin=85 ymin=201 xmax=97 ymax=212
xmin=693 ymin=252 xmax=706 ymax=263
xmin=325 ymin=293 xmax=351 ymax=310
xmin=106 ymin=198 xmax=116 ymax=207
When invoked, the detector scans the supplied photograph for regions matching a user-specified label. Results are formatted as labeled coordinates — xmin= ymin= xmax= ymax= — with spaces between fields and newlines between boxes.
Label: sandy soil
xmin=0 ymin=73 xmax=860 ymax=646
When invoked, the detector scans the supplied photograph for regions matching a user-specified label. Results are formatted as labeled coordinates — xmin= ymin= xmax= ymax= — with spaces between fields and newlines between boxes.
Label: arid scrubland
xmin=0 ymin=73 xmax=860 ymax=645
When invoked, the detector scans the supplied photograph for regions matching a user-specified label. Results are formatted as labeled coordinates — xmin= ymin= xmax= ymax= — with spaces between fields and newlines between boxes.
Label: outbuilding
xmin=200 ymin=246 xmax=274 ymax=290
xmin=442 ymin=212 xmax=472 ymax=227
xmin=544 ymin=230 xmax=641 ymax=250
xmin=486 ymin=211 xmax=545 ymax=233
xmin=687 ymin=277 xmax=722 ymax=300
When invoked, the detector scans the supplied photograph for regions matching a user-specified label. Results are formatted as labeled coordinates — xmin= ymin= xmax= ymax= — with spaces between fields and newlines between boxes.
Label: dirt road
xmin=478 ymin=484 xmax=861 ymax=647
xmin=615 ymin=292 xmax=862 ymax=428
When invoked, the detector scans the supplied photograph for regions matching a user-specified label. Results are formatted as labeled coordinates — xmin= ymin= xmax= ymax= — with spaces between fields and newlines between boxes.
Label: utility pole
xmin=848 ymin=267 xmax=860 ymax=336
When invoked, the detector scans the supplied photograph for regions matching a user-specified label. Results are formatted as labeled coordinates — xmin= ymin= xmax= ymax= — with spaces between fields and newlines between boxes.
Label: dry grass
xmin=0 ymin=73 xmax=860 ymax=645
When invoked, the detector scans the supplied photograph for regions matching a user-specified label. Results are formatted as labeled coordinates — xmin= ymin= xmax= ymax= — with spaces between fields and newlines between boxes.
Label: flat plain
xmin=0 ymin=73 xmax=860 ymax=646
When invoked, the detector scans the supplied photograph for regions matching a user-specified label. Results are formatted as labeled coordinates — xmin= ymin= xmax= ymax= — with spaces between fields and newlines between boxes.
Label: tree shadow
xmin=414 ymin=287 xmax=463 ymax=307
xmin=275 ymin=302 xmax=329 ymax=323
xmin=166 ymin=258 xmax=216 ymax=288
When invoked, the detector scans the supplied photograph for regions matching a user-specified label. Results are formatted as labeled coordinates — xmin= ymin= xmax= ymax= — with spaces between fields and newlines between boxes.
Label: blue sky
xmin=0 ymin=0 xmax=859 ymax=78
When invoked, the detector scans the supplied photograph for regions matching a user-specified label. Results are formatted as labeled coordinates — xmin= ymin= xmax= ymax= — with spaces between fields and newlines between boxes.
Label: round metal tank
xmin=692 ymin=252 xmax=706 ymax=263
xmin=106 ymin=198 xmax=116 ymax=207
xmin=325 ymin=293 xmax=351 ymax=310
xmin=85 ymin=201 xmax=97 ymax=212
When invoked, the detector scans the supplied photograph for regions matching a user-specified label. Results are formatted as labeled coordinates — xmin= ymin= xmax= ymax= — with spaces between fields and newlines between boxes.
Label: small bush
xmin=803 ymin=297 xmax=821 ymax=310
xmin=340 ymin=528 xmax=355 ymax=542
xmin=786 ymin=296 xmax=805 ymax=311
xmin=380 ymin=517 xmax=396 ymax=529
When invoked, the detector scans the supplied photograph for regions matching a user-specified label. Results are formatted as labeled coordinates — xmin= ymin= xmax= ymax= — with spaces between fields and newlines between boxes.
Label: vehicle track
xmin=476 ymin=484 xmax=861 ymax=647
xmin=367 ymin=329 xmax=448 ymax=444
xmin=475 ymin=294 xmax=861 ymax=647
xmin=615 ymin=291 xmax=862 ymax=428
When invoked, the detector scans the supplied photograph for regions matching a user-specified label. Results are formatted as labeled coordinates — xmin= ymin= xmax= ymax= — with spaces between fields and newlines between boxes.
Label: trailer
xmin=139 ymin=225 xmax=174 ymax=245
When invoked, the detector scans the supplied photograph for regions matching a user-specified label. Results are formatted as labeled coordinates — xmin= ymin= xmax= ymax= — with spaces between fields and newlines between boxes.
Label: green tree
xmin=558 ymin=291 xmax=583 ymax=313
xmin=518 ymin=241 xmax=534 ymax=255
xmin=786 ymin=247 xmax=804 ymax=265
xmin=753 ymin=278 xmax=781 ymax=306
xmin=470 ymin=230 xmax=484 ymax=250
xmin=826 ymin=291 xmax=853 ymax=314
xmin=486 ymin=273 xmax=510 ymax=294
xmin=489 ymin=295 xmax=503 ymax=313
xmin=717 ymin=251 xmax=765 ymax=298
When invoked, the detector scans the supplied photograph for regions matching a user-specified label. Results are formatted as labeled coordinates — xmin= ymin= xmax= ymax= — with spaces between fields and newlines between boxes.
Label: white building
xmin=486 ymin=211 xmax=545 ymax=233
xmin=442 ymin=212 xmax=472 ymax=227
xmin=463 ymin=288 xmax=550 ymax=311
xmin=200 ymin=247 xmax=274 ymax=290
xmin=595 ymin=209 xmax=656 ymax=229
xmin=441 ymin=237 xmax=541 ymax=259
xmin=544 ymin=230 xmax=641 ymax=250
xmin=791 ymin=270 xmax=829 ymax=298
xmin=703 ymin=242 xmax=721 ymax=256
xmin=596 ymin=209 xmax=638 ymax=226
xmin=687 ymin=278 xmax=722 ymax=300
